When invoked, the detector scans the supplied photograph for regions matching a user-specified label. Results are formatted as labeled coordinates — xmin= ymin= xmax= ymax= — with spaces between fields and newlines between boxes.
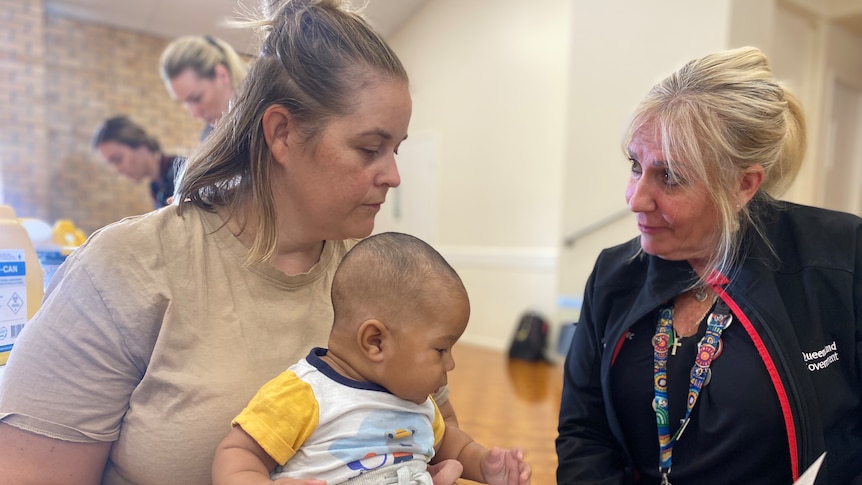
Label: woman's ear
xmin=214 ymin=63 xmax=231 ymax=86
xmin=357 ymin=319 xmax=388 ymax=363
xmin=737 ymin=164 xmax=765 ymax=208
xmin=262 ymin=105 xmax=292 ymax=166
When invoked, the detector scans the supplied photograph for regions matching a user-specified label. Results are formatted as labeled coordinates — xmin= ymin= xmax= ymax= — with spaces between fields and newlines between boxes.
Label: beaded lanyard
xmin=652 ymin=300 xmax=732 ymax=485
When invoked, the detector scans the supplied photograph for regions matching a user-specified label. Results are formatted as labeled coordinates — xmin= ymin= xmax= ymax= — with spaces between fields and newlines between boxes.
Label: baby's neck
xmin=319 ymin=349 xmax=369 ymax=383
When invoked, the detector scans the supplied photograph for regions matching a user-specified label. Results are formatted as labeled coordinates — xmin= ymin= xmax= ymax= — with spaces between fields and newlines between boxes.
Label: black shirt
xmin=149 ymin=155 xmax=184 ymax=208
xmin=610 ymin=308 xmax=791 ymax=485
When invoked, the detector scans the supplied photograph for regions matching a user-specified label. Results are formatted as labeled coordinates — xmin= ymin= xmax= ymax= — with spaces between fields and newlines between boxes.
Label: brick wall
xmin=1 ymin=0 xmax=205 ymax=234
xmin=1 ymin=0 xmax=50 ymax=221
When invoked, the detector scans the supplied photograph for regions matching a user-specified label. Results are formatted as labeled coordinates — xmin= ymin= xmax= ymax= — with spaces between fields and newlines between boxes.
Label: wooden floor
xmin=446 ymin=343 xmax=563 ymax=485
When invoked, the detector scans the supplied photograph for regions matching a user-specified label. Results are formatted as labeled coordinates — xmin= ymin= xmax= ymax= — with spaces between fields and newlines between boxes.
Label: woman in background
xmin=557 ymin=46 xmax=862 ymax=484
xmin=159 ymin=34 xmax=249 ymax=140
xmin=91 ymin=115 xmax=183 ymax=208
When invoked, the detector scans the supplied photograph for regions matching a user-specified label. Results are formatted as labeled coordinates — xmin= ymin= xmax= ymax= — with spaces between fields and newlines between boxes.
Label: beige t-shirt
xmin=0 ymin=205 xmax=353 ymax=484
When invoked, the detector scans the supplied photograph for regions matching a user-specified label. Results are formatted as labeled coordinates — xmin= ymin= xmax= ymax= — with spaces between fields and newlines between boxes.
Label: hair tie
xmin=203 ymin=35 xmax=225 ymax=57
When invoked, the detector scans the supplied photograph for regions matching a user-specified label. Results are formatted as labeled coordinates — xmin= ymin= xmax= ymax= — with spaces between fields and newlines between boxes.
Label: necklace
xmin=670 ymin=296 xmax=717 ymax=356
xmin=693 ymin=285 xmax=709 ymax=302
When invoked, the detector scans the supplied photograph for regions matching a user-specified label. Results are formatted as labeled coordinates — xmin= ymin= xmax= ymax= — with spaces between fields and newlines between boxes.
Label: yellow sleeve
xmin=430 ymin=396 xmax=446 ymax=448
xmin=232 ymin=370 xmax=319 ymax=465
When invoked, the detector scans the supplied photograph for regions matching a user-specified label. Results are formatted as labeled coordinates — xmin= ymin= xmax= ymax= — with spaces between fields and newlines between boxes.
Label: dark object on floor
xmin=508 ymin=311 xmax=551 ymax=363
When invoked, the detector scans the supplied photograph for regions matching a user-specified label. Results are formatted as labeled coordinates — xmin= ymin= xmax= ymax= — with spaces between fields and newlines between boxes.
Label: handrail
xmin=563 ymin=207 xmax=631 ymax=247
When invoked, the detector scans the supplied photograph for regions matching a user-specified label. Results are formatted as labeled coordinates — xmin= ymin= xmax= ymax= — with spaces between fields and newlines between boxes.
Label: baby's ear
xmin=357 ymin=319 xmax=388 ymax=362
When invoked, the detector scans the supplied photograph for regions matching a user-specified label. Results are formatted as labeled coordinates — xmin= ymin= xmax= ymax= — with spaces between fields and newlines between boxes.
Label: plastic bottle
xmin=52 ymin=219 xmax=86 ymax=248
xmin=0 ymin=206 xmax=15 ymax=219
xmin=20 ymin=218 xmax=66 ymax=291
xmin=0 ymin=206 xmax=44 ymax=365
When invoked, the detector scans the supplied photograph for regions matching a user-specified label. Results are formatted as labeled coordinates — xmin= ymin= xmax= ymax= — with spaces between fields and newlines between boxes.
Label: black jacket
xmin=150 ymin=155 xmax=184 ymax=209
xmin=557 ymin=202 xmax=862 ymax=484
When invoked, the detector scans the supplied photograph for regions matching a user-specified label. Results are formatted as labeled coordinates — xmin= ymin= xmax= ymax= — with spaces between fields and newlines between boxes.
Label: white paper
xmin=793 ymin=452 xmax=826 ymax=485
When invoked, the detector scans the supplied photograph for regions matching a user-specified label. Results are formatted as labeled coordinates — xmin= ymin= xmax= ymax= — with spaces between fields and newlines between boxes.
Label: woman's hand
xmin=429 ymin=458 xmax=464 ymax=485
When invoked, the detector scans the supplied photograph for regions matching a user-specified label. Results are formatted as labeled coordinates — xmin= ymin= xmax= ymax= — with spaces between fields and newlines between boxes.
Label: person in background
xmin=159 ymin=34 xmax=249 ymax=140
xmin=556 ymin=46 xmax=862 ymax=484
xmin=0 ymin=1 xmax=464 ymax=483
xmin=213 ymin=232 xmax=531 ymax=485
xmin=91 ymin=115 xmax=184 ymax=208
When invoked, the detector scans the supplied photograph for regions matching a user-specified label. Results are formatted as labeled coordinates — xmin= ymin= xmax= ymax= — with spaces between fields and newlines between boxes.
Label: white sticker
xmin=0 ymin=249 xmax=27 ymax=353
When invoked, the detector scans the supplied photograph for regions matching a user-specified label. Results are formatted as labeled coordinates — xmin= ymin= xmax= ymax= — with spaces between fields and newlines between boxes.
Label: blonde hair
xmin=623 ymin=46 xmax=806 ymax=282
xmin=159 ymin=35 xmax=249 ymax=95
xmin=176 ymin=0 xmax=408 ymax=265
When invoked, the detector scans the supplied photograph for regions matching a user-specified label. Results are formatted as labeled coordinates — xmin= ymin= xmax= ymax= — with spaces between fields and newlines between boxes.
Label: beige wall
xmin=387 ymin=0 xmax=572 ymax=349
xmin=557 ymin=0 xmax=733 ymax=328
xmin=742 ymin=3 xmax=862 ymax=210
xmin=387 ymin=0 xmax=738 ymax=348
xmin=391 ymin=0 xmax=848 ymax=350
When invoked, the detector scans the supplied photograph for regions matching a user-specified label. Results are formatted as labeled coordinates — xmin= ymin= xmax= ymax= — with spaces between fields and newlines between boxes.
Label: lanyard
xmin=652 ymin=301 xmax=732 ymax=485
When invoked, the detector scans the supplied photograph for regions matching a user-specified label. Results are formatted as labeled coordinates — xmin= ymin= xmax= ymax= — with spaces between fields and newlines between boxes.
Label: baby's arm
xmin=213 ymin=425 xmax=280 ymax=485
xmin=434 ymin=426 xmax=531 ymax=485
xmin=212 ymin=425 xmax=325 ymax=485
xmin=434 ymin=388 xmax=459 ymax=428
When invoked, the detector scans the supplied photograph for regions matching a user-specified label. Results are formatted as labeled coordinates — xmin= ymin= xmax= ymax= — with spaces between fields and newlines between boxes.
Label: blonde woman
xmin=557 ymin=46 xmax=862 ymax=484
xmin=159 ymin=35 xmax=249 ymax=139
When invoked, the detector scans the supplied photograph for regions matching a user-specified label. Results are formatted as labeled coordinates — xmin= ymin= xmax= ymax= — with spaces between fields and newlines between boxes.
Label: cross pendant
xmin=670 ymin=334 xmax=683 ymax=356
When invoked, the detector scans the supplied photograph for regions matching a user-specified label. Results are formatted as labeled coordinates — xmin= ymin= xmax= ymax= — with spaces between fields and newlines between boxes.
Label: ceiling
xmin=43 ymin=0 xmax=862 ymax=55
xmin=782 ymin=0 xmax=862 ymax=35
xmin=43 ymin=0 xmax=428 ymax=54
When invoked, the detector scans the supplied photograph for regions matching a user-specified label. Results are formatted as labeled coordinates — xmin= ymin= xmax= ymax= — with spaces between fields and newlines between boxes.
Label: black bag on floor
xmin=508 ymin=311 xmax=550 ymax=362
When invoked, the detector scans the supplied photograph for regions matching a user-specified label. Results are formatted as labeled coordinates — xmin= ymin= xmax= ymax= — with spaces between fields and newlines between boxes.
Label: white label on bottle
xmin=0 ymin=249 xmax=27 ymax=353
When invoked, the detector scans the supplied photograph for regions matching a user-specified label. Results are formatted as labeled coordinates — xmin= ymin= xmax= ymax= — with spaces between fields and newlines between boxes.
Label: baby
xmin=212 ymin=232 xmax=531 ymax=485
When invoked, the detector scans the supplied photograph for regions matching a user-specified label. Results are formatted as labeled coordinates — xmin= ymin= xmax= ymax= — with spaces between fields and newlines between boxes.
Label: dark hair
xmin=332 ymin=232 xmax=466 ymax=326
xmin=91 ymin=115 xmax=161 ymax=153
xmin=176 ymin=0 xmax=409 ymax=265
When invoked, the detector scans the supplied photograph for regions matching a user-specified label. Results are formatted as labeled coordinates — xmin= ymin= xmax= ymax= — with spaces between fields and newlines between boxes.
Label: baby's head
xmin=330 ymin=232 xmax=470 ymax=404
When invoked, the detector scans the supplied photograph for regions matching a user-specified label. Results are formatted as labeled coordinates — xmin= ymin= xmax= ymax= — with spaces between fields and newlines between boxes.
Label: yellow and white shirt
xmin=233 ymin=348 xmax=446 ymax=484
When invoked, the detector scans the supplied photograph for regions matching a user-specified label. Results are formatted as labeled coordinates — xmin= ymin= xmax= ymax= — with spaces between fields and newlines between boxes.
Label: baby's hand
xmin=480 ymin=447 xmax=531 ymax=485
